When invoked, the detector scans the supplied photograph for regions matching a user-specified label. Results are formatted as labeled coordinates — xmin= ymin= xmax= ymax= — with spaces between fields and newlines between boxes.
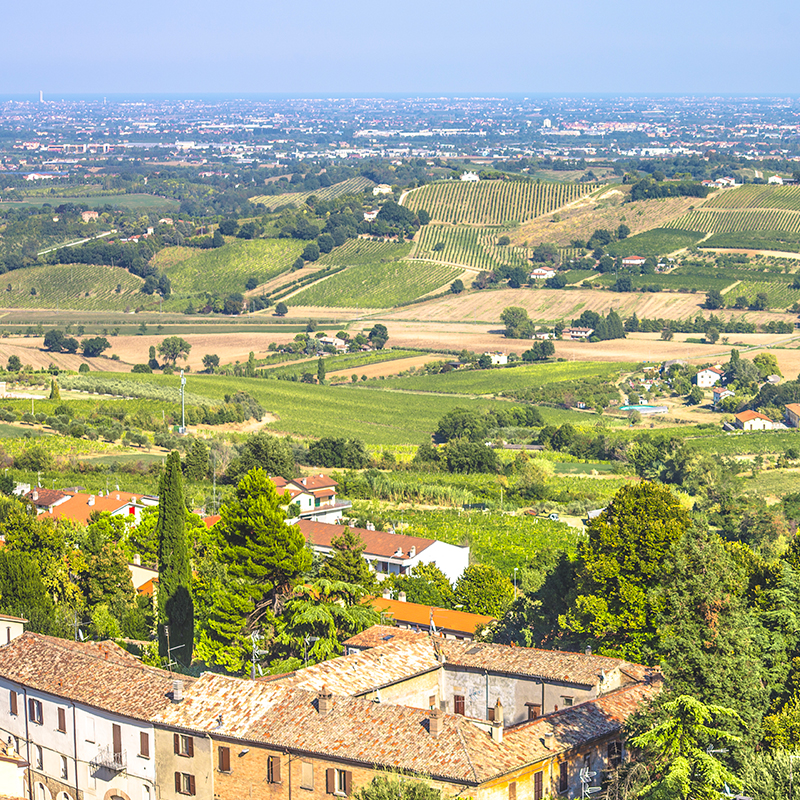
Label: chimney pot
xmin=382 ymin=588 xmax=392 ymax=600
xmin=88 ymin=495 xmax=95 ymax=506
xmin=398 ymin=591 xmax=407 ymax=603
xmin=32 ymin=490 xmax=38 ymax=502
xmin=429 ymin=708 xmax=443 ymax=737
xmin=133 ymin=554 xmax=141 ymax=566
xmin=172 ymin=679 xmax=184 ymax=703
xmin=318 ymin=685 xmax=333 ymax=715
xmin=409 ymin=546 xmax=416 ymax=558
xmin=544 ymin=732 xmax=555 ymax=750
xmin=585 ymin=645 xmax=592 ymax=656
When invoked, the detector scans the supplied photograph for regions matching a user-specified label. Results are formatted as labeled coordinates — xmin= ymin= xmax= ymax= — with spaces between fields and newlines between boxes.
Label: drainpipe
xmin=484 ymin=671 xmax=489 ymax=720
xmin=22 ymin=685 xmax=31 ymax=800
xmin=71 ymin=701 xmax=79 ymax=800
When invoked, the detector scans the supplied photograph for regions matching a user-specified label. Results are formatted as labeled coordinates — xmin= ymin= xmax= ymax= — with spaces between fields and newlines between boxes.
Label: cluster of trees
xmin=44 ymin=330 xmax=111 ymax=358
xmin=484 ymin=480 xmax=800 ymax=797
xmin=707 ymin=288 xmax=771 ymax=312
xmin=625 ymin=312 xmax=759 ymax=335
xmin=627 ymin=176 xmax=710 ymax=201
xmin=571 ymin=309 xmax=625 ymax=341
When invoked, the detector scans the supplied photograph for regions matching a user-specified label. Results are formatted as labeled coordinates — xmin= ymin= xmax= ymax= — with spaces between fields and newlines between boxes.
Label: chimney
xmin=133 ymin=554 xmax=141 ymax=566
xmin=409 ymin=546 xmax=416 ymax=558
xmin=88 ymin=495 xmax=95 ymax=506
xmin=382 ymin=588 xmax=392 ymax=600
xmin=544 ymin=732 xmax=555 ymax=750
xmin=31 ymin=490 xmax=38 ymax=502
xmin=116 ymin=493 xmax=120 ymax=500
xmin=318 ymin=685 xmax=333 ymax=715
xmin=585 ymin=645 xmax=592 ymax=656
xmin=490 ymin=699 xmax=504 ymax=743
xmin=172 ymin=679 xmax=184 ymax=703
xmin=398 ymin=591 xmax=407 ymax=603
xmin=429 ymin=708 xmax=443 ymax=738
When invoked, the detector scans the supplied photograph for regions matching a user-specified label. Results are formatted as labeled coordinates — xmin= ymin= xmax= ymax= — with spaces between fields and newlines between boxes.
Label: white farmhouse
xmin=0 ymin=633 xmax=187 ymax=800
xmin=484 ymin=352 xmax=508 ymax=365
xmin=460 ymin=171 xmax=480 ymax=182
xmin=296 ymin=519 xmax=470 ymax=584
xmin=694 ymin=367 xmax=724 ymax=388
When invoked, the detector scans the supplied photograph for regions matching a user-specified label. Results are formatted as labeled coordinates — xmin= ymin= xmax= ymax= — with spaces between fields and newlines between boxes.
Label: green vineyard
xmin=403 ymin=180 xmax=592 ymax=225
xmin=701 ymin=230 xmax=800 ymax=252
xmin=703 ymin=184 xmax=800 ymax=210
xmin=413 ymin=225 xmax=532 ymax=271
xmin=250 ymin=177 xmax=376 ymax=210
xmin=0 ymin=263 xmax=145 ymax=310
xmin=315 ymin=238 xmax=412 ymax=266
xmin=665 ymin=208 xmax=800 ymax=235
xmin=153 ymin=239 xmax=304 ymax=294
xmin=288 ymin=259 xmax=460 ymax=308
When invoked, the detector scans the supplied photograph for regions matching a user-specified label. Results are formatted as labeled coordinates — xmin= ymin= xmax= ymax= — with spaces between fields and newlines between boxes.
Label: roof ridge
xmin=454 ymin=715 xmax=481 ymax=784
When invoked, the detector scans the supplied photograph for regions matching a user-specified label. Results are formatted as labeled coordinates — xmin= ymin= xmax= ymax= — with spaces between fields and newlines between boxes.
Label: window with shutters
xmin=267 ymin=756 xmax=282 ymax=784
xmin=57 ymin=708 xmax=66 ymax=733
xmin=608 ymin=741 xmax=622 ymax=768
xmin=175 ymin=773 xmax=196 ymax=796
xmin=562 ymin=696 xmax=574 ymax=707
xmin=35 ymin=745 xmax=43 ymax=770
xmin=139 ymin=732 xmax=150 ymax=758
xmin=428 ymin=696 xmax=436 ymax=709
xmin=454 ymin=695 xmax=465 ymax=716
xmin=487 ymin=706 xmax=495 ymax=722
xmin=327 ymin=769 xmax=352 ymax=796
xmin=300 ymin=762 xmax=313 ymax=790
xmin=508 ymin=782 xmax=517 ymax=800
xmin=174 ymin=734 xmax=194 ymax=757
xmin=28 ymin=698 xmax=43 ymax=725
xmin=9 ymin=690 xmax=17 ymax=717
xmin=61 ymin=755 xmax=68 ymax=779
xmin=218 ymin=746 xmax=230 ymax=773
xmin=559 ymin=762 xmax=568 ymax=793
xmin=527 ymin=703 xmax=541 ymax=720
xmin=534 ymin=771 xmax=543 ymax=800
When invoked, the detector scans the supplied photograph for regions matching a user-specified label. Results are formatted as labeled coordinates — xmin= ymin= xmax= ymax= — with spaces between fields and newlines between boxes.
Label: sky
xmin=3 ymin=0 xmax=800 ymax=96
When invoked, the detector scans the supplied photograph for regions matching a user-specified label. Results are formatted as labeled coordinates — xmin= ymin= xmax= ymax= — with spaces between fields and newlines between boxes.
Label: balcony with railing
xmin=89 ymin=746 xmax=126 ymax=773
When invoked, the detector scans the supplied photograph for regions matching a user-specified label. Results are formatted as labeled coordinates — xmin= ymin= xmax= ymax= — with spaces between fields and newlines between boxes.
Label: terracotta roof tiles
xmin=298 ymin=520 xmax=437 ymax=560
xmin=0 ymin=633 xmax=187 ymax=721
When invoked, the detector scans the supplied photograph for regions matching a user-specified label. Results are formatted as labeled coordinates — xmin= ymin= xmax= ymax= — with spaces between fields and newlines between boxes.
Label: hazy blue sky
xmin=4 ymin=0 xmax=799 ymax=96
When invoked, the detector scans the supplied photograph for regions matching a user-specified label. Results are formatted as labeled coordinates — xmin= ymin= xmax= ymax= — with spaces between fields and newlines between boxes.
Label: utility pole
xmin=179 ymin=370 xmax=186 ymax=433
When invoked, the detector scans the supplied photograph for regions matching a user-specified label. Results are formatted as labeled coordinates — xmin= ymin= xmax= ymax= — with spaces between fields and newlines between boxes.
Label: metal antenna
xmin=250 ymin=633 xmax=268 ymax=681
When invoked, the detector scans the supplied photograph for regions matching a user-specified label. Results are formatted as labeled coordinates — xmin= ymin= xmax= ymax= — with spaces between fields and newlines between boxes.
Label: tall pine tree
xmin=157 ymin=451 xmax=193 ymax=666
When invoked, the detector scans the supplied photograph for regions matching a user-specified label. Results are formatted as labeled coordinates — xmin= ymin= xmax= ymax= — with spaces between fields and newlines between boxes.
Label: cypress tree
xmin=156 ymin=451 xmax=193 ymax=666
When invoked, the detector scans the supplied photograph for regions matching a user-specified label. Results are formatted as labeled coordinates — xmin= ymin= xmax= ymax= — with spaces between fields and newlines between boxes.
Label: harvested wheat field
xmin=328 ymin=354 xmax=451 ymax=380
xmin=0 ymin=338 xmax=133 ymax=373
xmin=103 ymin=332 xmax=303 ymax=370
xmin=368 ymin=324 xmax=796 ymax=366
xmin=379 ymin=287 xmax=792 ymax=327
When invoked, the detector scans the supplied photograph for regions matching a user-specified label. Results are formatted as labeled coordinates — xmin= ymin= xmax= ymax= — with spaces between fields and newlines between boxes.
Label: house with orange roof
xmin=734 ymin=410 xmax=775 ymax=431
xmin=367 ymin=595 xmax=493 ymax=640
xmin=41 ymin=490 xmax=157 ymax=526
xmin=296 ymin=519 xmax=470 ymax=584
xmin=269 ymin=475 xmax=352 ymax=523
xmin=694 ymin=366 xmax=724 ymax=388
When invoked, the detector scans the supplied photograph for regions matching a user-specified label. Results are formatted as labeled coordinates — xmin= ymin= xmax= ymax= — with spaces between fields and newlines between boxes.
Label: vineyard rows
xmin=250 ymin=177 xmax=376 ymax=210
xmin=665 ymin=208 xmax=800 ymax=234
xmin=729 ymin=280 xmax=800 ymax=309
xmin=704 ymin=184 xmax=800 ymax=211
xmin=316 ymin=238 xmax=412 ymax=266
xmin=403 ymin=180 xmax=591 ymax=225
xmin=154 ymin=239 xmax=304 ymax=294
xmin=0 ymin=263 xmax=145 ymax=311
xmin=413 ymin=225 xmax=532 ymax=271
xmin=289 ymin=259 xmax=460 ymax=308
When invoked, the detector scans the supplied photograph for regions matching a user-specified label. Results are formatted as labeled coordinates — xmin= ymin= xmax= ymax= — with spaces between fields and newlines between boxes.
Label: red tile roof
xmin=42 ymin=491 xmax=143 ymax=525
xmin=786 ymin=403 xmax=800 ymax=416
xmin=154 ymin=672 xmax=660 ymax=784
xmin=23 ymin=488 xmax=68 ymax=508
xmin=298 ymin=520 xmax=435 ymax=560
xmin=343 ymin=625 xmax=426 ymax=649
xmin=735 ymin=410 xmax=771 ymax=422
xmin=0 ymin=633 xmax=187 ymax=721
xmin=368 ymin=597 xmax=494 ymax=635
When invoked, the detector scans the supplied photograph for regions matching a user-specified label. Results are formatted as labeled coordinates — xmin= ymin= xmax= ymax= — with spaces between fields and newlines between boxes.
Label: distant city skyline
xmin=3 ymin=0 xmax=799 ymax=96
